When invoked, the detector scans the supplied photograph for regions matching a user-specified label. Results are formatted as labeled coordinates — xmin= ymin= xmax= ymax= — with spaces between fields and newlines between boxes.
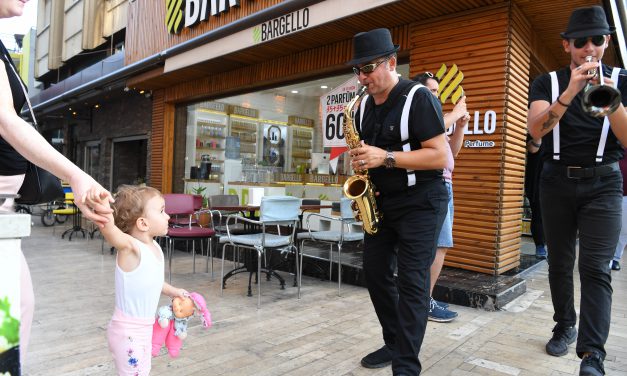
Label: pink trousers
xmin=0 ymin=174 xmax=33 ymax=365
xmin=107 ymin=308 xmax=154 ymax=376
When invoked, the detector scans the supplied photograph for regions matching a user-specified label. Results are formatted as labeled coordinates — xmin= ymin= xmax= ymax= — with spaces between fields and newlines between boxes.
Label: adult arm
xmin=526 ymin=138 xmax=542 ymax=154
xmin=351 ymin=134 xmax=447 ymax=170
xmin=443 ymin=96 xmax=467 ymax=131
xmin=449 ymin=113 xmax=469 ymax=158
xmin=0 ymin=60 xmax=113 ymax=224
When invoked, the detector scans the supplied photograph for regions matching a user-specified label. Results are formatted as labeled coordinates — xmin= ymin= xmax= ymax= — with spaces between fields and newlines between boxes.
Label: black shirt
xmin=0 ymin=40 xmax=28 ymax=175
xmin=356 ymin=78 xmax=445 ymax=195
xmin=528 ymin=65 xmax=627 ymax=167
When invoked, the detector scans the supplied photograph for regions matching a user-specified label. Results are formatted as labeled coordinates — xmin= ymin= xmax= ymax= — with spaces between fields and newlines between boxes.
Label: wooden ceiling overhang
xmin=129 ymin=0 xmax=613 ymax=93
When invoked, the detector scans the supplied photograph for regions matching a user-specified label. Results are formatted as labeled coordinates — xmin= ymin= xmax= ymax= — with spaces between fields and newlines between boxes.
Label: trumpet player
xmin=527 ymin=6 xmax=627 ymax=376
xmin=346 ymin=28 xmax=448 ymax=375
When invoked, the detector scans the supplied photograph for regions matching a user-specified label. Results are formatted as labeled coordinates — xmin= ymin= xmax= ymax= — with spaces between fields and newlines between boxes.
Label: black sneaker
xmin=545 ymin=325 xmax=577 ymax=356
xmin=611 ymin=260 xmax=621 ymax=271
xmin=580 ymin=352 xmax=604 ymax=376
xmin=361 ymin=345 xmax=393 ymax=368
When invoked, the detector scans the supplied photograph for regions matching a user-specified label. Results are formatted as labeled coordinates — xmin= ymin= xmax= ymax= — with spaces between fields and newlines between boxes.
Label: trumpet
xmin=581 ymin=56 xmax=621 ymax=117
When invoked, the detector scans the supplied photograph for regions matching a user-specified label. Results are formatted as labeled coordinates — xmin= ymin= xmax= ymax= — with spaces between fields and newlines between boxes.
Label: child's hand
xmin=171 ymin=288 xmax=189 ymax=299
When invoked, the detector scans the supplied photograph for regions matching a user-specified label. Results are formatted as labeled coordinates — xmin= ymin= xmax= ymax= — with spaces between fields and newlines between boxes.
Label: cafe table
xmin=210 ymin=203 xmax=334 ymax=292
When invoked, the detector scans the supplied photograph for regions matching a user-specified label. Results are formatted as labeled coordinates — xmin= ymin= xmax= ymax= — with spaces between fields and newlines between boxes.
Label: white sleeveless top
xmin=114 ymin=239 xmax=164 ymax=319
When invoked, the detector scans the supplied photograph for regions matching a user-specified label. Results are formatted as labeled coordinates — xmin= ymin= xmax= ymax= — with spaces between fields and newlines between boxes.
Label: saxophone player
xmin=346 ymin=28 xmax=448 ymax=375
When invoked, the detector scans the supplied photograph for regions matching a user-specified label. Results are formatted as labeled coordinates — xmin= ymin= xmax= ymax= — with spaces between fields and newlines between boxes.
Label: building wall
xmin=62 ymin=0 xmax=84 ymax=61
xmin=125 ymin=0 xmax=281 ymax=65
xmin=35 ymin=0 xmax=128 ymax=78
xmin=71 ymin=93 xmax=152 ymax=190
xmin=103 ymin=0 xmax=128 ymax=38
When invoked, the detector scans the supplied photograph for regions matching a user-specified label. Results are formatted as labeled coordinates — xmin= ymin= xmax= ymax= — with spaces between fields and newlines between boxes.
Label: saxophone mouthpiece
xmin=357 ymin=86 xmax=367 ymax=95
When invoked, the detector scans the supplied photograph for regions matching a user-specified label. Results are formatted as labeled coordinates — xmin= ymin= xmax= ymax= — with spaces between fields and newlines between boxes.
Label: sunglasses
xmin=572 ymin=35 xmax=605 ymax=49
xmin=422 ymin=72 xmax=434 ymax=78
xmin=352 ymin=57 xmax=391 ymax=75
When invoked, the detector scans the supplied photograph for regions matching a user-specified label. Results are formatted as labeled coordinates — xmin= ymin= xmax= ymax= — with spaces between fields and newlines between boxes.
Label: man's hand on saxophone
xmin=350 ymin=141 xmax=387 ymax=170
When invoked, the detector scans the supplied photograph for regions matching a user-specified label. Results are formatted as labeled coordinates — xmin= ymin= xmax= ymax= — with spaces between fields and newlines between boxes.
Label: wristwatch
xmin=384 ymin=151 xmax=396 ymax=169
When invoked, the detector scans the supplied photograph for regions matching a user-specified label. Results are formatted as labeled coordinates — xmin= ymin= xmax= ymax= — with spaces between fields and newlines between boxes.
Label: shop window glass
xmin=175 ymin=63 xmax=409 ymax=190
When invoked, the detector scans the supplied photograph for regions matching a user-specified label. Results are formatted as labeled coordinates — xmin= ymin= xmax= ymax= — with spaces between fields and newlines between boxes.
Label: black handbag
xmin=4 ymin=55 xmax=64 ymax=205
xmin=16 ymin=161 xmax=64 ymax=205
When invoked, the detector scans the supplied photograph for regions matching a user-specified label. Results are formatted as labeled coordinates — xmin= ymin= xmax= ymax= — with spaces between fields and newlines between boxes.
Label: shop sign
xmin=464 ymin=140 xmax=496 ymax=148
xmin=252 ymin=8 xmax=310 ymax=43
xmin=199 ymin=101 xmax=228 ymax=112
xmin=447 ymin=110 xmax=497 ymax=148
xmin=320 ymin=76 xmax=359 ymax=148
xmin=166 ymin=0 xmax=242 ymax=34
xmin=229 ymin=105 xmax=259 ymax=118
xmin=288 ymin=115 xmax=314 ymax=127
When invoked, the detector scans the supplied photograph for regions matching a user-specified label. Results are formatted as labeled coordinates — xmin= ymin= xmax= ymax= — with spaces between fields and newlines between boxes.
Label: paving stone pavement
xmin=20 ymin=219 xmax=627 ymax=375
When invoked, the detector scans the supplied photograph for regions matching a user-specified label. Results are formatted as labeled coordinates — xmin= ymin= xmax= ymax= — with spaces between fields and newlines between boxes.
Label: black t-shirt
xmin=356 ymin=78 xmax=445 ymax=195
xmin=0 ymin=40 xmax=28 ymax=175
xmin=528 ymin=65 xmax=627 ymax=167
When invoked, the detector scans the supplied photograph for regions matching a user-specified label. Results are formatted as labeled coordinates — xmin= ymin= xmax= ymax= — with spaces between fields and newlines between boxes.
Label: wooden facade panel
xmin=424 ymin=1 xmax=526 ymax=275
xmin=149 ymin=89 xmax=165 ymax=189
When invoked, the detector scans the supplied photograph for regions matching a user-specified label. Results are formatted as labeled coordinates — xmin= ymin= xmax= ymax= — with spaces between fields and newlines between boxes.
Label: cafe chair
xmin=297 ymin=198 xmax=364 ymax=297
xmin=208 ymin=194 xmax=248 ymax=234
xmin=163 ymin=193 xmax=216 ymax=283
xmin=299 ymin=198 xmax=321 ymax=229
xmin=219 ymin=196 xmax=300 ymax=308
xmin=53 ymin=192 xmax=87 ymax=241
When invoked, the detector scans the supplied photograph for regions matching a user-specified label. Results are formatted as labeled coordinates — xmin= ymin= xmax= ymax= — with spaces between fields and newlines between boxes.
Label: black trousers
xmin=539 ymin=163 xmax=622 ymax=359
xmin=530 ymin=190 xmax=545 ymax=247
xmin=363 ymin=179 xmax=447 ymax=375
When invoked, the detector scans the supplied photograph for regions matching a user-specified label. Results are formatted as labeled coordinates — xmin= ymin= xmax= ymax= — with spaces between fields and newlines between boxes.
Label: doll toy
xmin=151 ymin=292 xmax=212 ymax=358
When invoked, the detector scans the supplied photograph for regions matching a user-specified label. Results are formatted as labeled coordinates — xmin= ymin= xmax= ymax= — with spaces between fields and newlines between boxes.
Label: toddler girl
xmin=96 ymin=185 xmax=187 ymax=375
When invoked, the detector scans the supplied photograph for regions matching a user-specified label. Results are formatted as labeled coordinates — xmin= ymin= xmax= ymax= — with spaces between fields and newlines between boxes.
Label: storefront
xmin=124 ymin=0 xmax=625 ymax=274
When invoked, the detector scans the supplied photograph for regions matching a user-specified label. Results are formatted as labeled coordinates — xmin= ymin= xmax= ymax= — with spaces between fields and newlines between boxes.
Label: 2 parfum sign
xmin=166 ymin=0 xmax=242 ymax=34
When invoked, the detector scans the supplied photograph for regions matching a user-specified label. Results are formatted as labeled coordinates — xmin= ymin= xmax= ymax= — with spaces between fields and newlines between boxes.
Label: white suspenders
xmin=356 ymin=84 xmax=425 ymax=188
xmin=400 ymin=84 xmax=424 ymax=187
xmin=549 ymin=67 xmax=621 ymax=163
xmin=549 ymin=71 xmax=561 ymax=160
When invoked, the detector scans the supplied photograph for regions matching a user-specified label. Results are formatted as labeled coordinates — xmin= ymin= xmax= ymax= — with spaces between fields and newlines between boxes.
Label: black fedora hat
xmin=561 ymin=6 xmax=615 ymax=39
xmin=346 ymin=28 xmax=400 ymax=66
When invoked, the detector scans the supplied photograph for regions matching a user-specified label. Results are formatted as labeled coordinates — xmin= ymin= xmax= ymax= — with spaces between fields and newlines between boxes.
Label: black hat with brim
xmin=346 ymin=28 xmax=400 ymax=66
xmin=560 ymin=6 xmax=615 ymax=39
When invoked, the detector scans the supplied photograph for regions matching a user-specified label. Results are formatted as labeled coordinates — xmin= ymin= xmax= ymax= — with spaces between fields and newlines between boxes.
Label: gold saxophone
xmin=342 ymin=86 xmax=381 ymax=235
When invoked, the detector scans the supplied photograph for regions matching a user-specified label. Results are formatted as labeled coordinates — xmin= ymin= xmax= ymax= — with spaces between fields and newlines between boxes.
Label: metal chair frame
xmin=163 ymin=194 xmax=216 ymax=283
xmin=297 ymin=198 xmax=364 ymax=297
xmin=219 ymin=196 xmax=300 ymax=308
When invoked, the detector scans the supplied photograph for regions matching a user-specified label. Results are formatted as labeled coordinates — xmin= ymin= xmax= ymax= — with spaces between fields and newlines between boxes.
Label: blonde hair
xmin=112 ymin=185 xmax=162 ymax=234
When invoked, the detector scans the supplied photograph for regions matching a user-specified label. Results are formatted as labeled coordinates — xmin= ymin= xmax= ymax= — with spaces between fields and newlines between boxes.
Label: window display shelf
xmin=196 ymin=147 xmax=226 ymax=151
xmin=186 ymin=105 xmax=229 ymax=184
xmin=229 ymin=115 xmax=259 ymax=160
xmin=197 ymin=135 xmax=226 ymax=140
xmin=288 ymin=125 xmax=314 ymax=172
